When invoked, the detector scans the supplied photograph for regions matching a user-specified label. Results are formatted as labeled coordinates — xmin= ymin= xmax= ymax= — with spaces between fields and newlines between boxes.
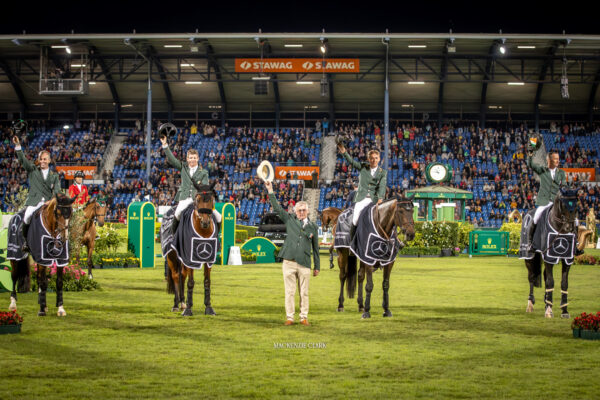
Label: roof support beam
xmin=263 ymin=40 xmax=280 ymax=131
xmin=0 ymin=58 xmax=27 ymax=117
xmin=480 ymin=44 xmax=497 ymax=129
xmin=534 ymin=43 xmax=558 ymax=131
xmin=149 ymin=46 xmax=174 ymax=122
xmin=205 ymin=42 xmax=227 ymax=128
xmin=438 ymin=46 xmax=449 ymax=128
xmin=89 ymin=46 xmax=121 ymax=131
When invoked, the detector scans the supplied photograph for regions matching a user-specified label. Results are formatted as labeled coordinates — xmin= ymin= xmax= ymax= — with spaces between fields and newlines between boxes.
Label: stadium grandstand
xmin=1 ymin=33 xmax=600 ymax=226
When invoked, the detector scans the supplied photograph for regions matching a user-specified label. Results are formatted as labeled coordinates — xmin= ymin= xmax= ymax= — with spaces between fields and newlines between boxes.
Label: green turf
xmin=1 ymin=250 xmax=599 ymax=399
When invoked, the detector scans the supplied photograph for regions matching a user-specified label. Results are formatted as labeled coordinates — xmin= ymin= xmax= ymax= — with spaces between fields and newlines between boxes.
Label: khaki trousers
xmin=282 ymin=259 xmax=311 ymax=321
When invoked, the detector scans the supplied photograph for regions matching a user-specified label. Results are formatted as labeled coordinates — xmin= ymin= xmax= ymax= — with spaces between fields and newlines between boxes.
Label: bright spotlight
xmin=499 ymin=45 xmax=506 ymax=54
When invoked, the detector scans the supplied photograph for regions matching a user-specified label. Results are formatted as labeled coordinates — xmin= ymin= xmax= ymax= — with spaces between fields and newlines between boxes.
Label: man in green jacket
xmin=160 ymin=136 xmax=217 ymax=233
xmin=265 ymin=180 xmax=320 ymax=326
xmin=12 ymin=136 xmax=61 ymax=244
xmin=337 ymin=143 xmax=387 ymax=226
xmin=526 ymin=149 xmax=581 ymax=253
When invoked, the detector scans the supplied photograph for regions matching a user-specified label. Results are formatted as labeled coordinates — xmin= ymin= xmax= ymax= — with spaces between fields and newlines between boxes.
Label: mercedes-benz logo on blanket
xmin=46 ymin=240 xmax=64 ymax=257
xmin=370 ymin=240 xmax=390 ymax=258
xmin=10 ymin=215 xmax=21 ymax=234
xmin=338 ymin=210 xmax=350 ymax=225
xmin=196 ymin=242 xmax=213 ymax=260
xmin=553 ymin=237 xmax=569 ymax=255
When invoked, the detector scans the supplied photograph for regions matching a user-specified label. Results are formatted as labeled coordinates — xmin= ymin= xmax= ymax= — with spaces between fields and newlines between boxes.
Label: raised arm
xmin=527 ymin=155 xmax=546 ymax=175
xmin=338 ymin=143 xmax=362 ymax=170
xmin=12 ymin=136 xmax=35 ymax=172
xmin=160 ymin=136 xmax=183 ymax=170
xmin=265 ymin=181 xmax=289 ymax=223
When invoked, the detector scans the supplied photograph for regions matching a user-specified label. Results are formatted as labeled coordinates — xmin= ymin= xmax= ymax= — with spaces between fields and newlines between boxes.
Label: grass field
xmin=1 ymin=248 xmax=600 ymax=399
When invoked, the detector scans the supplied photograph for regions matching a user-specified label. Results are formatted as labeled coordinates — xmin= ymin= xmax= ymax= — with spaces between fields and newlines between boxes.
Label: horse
xmin=320 ymin=207 xmax=342 ymax=269
xmin=333 ymin=196 xmax=415 ymax=318
xmin=9 ymin=193 xmax=76 ymax=316
xmin=73 ymin=199 xmax=107 ymax=279
xmin=524 ymin=189 xmax=580 ymax=319
xmin=165 ymin=184 xmax=217 ymax=316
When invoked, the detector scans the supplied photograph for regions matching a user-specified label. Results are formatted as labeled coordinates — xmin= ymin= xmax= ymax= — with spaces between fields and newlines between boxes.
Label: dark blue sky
xmin=2 ymin=1 xmax=598 ymax=35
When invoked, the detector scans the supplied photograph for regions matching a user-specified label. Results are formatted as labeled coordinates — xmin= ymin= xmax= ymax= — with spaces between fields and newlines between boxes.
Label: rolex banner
xmin=241 ymin=237 xmax=277 ymax=264
xmin=215 ymin=202 xmax=236 ymax=265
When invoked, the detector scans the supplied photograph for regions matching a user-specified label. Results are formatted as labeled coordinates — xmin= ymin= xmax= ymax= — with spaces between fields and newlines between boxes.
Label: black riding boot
xmin=171 ymin=218 xmax=180 ymax=236
xmin=21 ymin=223 xmax=30 ymax=253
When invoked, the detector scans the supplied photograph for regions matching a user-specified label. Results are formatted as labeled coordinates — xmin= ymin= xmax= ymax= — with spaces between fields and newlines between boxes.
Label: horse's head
xmin=85 ymin=198 xmax=107 ymax=227
xmin=193 ymin=182 xmax=215 ymax=230
xmin=47 ymin=193 xmax=76 ymax=239
xmin=395 ymin=194 xmax=416 ymax=242
xmin=553 ymin=188 xmax=579 ymax=233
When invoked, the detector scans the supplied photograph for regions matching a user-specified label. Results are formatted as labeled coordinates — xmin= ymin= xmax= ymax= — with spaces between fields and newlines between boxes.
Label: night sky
xmin=1 ymin=1 xmax=598 ymax=35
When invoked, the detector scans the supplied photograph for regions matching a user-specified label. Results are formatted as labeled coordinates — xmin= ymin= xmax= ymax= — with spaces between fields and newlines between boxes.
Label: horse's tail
xmin=165 ymin=252 xmax=176 ymax=294
xmin=346 ymin=255 xmax=357 ymax=299
xmin=12 ymin=258 xmax=31 ymax=293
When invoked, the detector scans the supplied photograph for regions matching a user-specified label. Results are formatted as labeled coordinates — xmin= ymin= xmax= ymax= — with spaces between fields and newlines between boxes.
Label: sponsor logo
xmin=240 ymin=61 xmax=252 ymax=70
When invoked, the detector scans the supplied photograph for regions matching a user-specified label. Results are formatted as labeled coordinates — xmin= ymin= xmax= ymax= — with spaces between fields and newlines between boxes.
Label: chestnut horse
xmin=9 ymin=193 xmax=76 ymax=316
xmin=320 ymin=207 xmax=342 ymax=269
xmin=165 ymin=184 xmax=217 ymax=316
xmin=334 ymin=197 xmax=415 ymax=318
xmin=74 ymin=199 xmax=107 ymax=279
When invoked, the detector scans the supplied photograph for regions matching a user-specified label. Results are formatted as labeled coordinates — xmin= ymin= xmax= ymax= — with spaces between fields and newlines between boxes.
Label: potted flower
xmin=0 ymin=310 xmax=23 ymax=334
xmin=571 ymin=311 xmax=600 ymax=340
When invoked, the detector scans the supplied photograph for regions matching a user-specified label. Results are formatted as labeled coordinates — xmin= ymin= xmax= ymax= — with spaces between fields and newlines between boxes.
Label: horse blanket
xmin=161 ymin=205 xmax=220 ymax=269
xmin=335 ymin=204 xmax=401 ymax=266
xmin=7 ymin=209 xmax=69 ymax=267
xmin=519 ymin=207 xmax=575 ymax=265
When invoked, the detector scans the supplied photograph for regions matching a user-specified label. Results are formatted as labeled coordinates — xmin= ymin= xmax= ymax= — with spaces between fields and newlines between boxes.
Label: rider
xmin=12 ymin=136 xmax=61 ymax=247
xmin=68 ymin=171 xmax=90 ymax=208
xmin=526 ymin=148 xmax=582 ymax=254
xmin=160 ymin=136 xmax=220 ymax=233
xmin=337 ymin=143 xmax=387 ymax=233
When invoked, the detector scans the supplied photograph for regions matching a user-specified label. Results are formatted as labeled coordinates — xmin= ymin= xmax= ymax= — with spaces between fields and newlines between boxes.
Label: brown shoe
xmin=300 ymin=319 xmax=310 ymax=326
xmin=284 ymin=319 xmax=294 ymax=326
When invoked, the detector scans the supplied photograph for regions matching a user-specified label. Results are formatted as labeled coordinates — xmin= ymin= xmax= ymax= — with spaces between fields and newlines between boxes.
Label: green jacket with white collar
xmin=268 ymin=193 xmax=320 ymax=270
xmin=16 ymin=149 xmax=61 ymax=206
xmin=342 ymin=152 xmax=387 ymax=203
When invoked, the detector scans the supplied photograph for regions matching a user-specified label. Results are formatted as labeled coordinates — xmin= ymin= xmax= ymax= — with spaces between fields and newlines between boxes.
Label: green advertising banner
xmin=127 ymin=201 xmax=156 ymax=268
xmin=0 ymin=227 xmax=12 ymax=292
xmin=241 ymin=237 xmax=277 ymax=264
xmin=469 ymin=231 xmax=509 ymax=256
xmin=215 ymin=202 xmax=236 ymax=265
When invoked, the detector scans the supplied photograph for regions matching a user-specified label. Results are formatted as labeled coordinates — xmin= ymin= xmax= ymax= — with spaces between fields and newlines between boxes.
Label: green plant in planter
xmin=499 ymin=222 xmax=521 ymax=254
xmin=31 ymin=264 xmax=99 ymax=292
xmin=240 ymin=249 xmax=257 ymax=262
xmin=94 ymin=225 xmax=121 ymax=253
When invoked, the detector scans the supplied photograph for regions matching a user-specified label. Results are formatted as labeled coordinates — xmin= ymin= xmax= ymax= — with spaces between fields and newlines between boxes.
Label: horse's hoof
xmin=545 ymin=309 xmax=554 ymax=319
xmin=180 ymin=302 xmax=187 ymax=310
xmin=561 ymin=313 xmax=570 ymax=319
xmin=38 ymin=311 xmax=46 ymax=317
xmin=361 ymin=312 xmax=371 ymax=319
xmin=329 ymin=265 xmax=334 ymax=269
xmin=57 ymin=306 xmax=67 ymax=317
xmin=171 ymin=307 xmax=179 ymax=312
xmin=383 ymin=310 xmax=393 ymax=317
xmin=181 ymin=309 xmax=193 ymax=317
xmin=205 ymin=307 xmax=216 ymax=316
xmin=526 ymin=300 xmax=534 ymax=313
xmin=359 ymin=306 xmax=365 ymax=313
xmin=337 ymin=307 xmax=344 ymax=312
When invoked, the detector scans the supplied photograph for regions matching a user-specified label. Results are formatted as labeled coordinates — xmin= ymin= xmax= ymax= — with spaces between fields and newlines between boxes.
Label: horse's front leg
xmin=204 ymin=265 xmax=216 ymax=315
xmin=37 ymin=266 xmax=48 ymax=316
xmin=559 ymin=261 xmax=571 ymax=318
xmin=87 ymin=243 xmax=94 ymax=280
xmin=337 ymin=251 xmax=346 ymax=312
xmin=329 ymin=246 xmax=335 ymax=269
xmin=357 ymin=261 xmax=365 ymax=313
xmin=362 ymin=265 xmax=373 ymax=319
xmin=182 ymin=268 xmax=194 ymax=316
xmin=543 ymin=262 xmax=555 ymax=318
xmin=525 ymin=258 xmax=538 ymax=313
xmin=9 ymin=262 xmax=18 ymax=311
xmin=382 ymin=263 xmax=393 ymax=317
xmin=56 ymin=266 xmax=66 ymax=316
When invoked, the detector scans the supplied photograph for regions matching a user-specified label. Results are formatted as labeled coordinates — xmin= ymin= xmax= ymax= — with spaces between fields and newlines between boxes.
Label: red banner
xmin=275 ymin=166 xmax=319 ymax=181
xmin=55 ymin=165 xmax=96 ymax=179
xmin=235 ymin=58 xmax=359 ymax=73
xmin=563 ymin=168 xmax=595 ymax=183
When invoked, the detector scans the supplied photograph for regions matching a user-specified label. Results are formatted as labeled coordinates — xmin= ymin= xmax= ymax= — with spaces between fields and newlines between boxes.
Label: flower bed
xmin=31 ymin=264 xmax=100 ymax=292
xmin=571 ymin=311 xmax=600 ymax=340
xmin=574 ymin=254 xmax=600 ymax=265
xmin=0 ymin=310 xmax=23 ymax=334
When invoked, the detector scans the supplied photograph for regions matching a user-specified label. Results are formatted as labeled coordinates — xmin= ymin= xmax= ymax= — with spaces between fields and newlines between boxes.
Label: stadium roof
xmin=1 ymin=32 xmax=599 ymax=124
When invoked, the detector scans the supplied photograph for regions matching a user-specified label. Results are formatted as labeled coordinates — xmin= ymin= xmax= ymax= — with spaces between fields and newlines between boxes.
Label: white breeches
xmin=24 ymin=200 xmax=45 ymax=224
xmin=175 ymin=198 xmax=222 ymax=223
xmin=352 ymin=197 xmax=373 ymax=226
xmin=533 ymin=202 xmax=553 ymax=224
xmin=174 ymin=198 xmax=194 ymax=220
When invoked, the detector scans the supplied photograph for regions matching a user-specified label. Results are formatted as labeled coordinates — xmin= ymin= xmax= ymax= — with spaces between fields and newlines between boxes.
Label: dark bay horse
xmin=334 ymin=197 xmax=415 ymax=318
xmin=524 ymin=189 xmax=579 ymax=319
xmin=320 ymin=207 xmax=342 ymax=269
xmin=74 ymin=199 xmax=107 ymax=279
xmin=9 ymin=193 xmax=76 ymax=316
xmin=165 ymin=184 xmax=217 ymax=316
